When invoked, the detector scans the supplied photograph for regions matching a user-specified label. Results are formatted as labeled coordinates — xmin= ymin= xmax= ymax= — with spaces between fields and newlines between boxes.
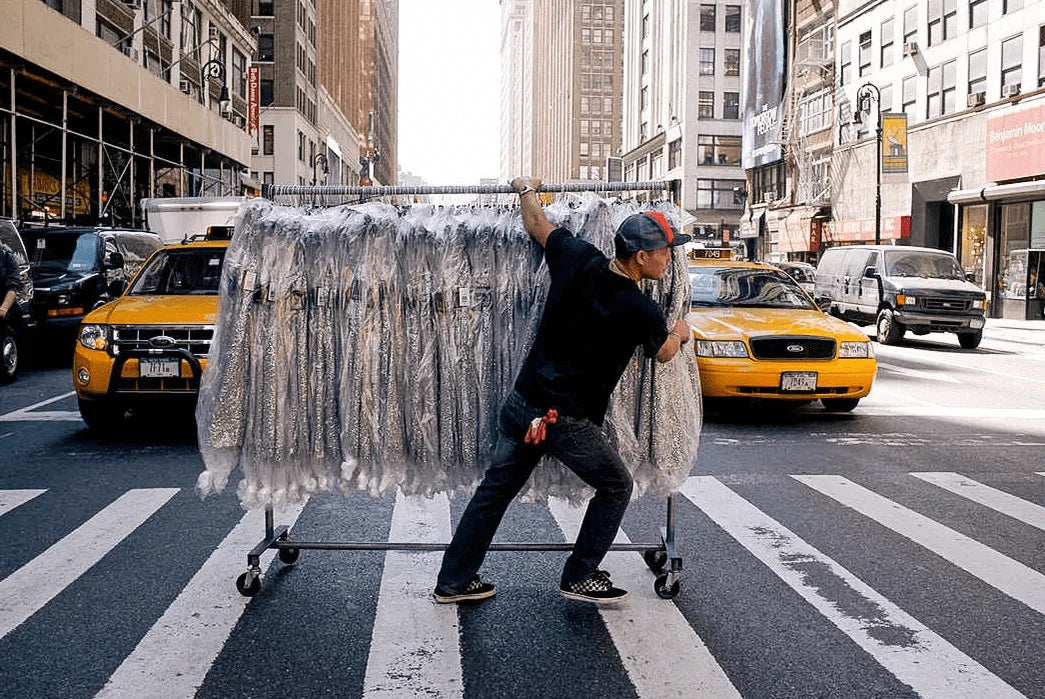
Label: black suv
xmin=21 ymin=227 xmax=162 ymax=331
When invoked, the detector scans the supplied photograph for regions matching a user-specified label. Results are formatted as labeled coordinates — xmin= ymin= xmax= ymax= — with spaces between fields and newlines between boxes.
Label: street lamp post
xmin=201 ymin=59 xmax=232 ymax=117
xmin=312 ymin=152 xmax=329 ymax=186
xmin=853 ymin=82 xmax=882 ymax=245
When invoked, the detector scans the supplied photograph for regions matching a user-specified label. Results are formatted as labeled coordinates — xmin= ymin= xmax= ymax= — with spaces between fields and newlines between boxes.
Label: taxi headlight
xmin=971 ymin=299 xmax=985 ymax=310
xmin=78 ymin=324 xmax=110 ymax=351
xmin=695 ymin=340 xmax=749 ymax=358
xmin=838 ymin=341 xmax=873 ymax=358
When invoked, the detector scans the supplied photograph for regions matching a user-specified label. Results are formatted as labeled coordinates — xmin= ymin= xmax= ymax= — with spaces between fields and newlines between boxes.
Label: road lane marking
xmin=876 ymin=364 xmax=962 ymax=383
xmin=678 ymin=476 xmax=1023 ymax=699
xmin=0 ymin=391 xmax=80 ymax=422
xmin=549 ymin=497 xmax=741 ymax=699
xmin=866 ymin=385 xmax=943 ymax=407
xmin=0 ymin=488 xmax=178 ymax=640
xmin=899 ymin=355 xmax=1045 ymax=386
xmin=911 ymin=472 xmax=1045 ymax=531
xmin=96 ymin=500 xmax=307 ymax=699
xmin=793 ymin=475 xmax=1045 ymax=616
xmin=363 ymin=490 xmax=462 ymax=699
xmin=854 ymin=407 xmax=1045 ymax=419
xmin=0 ymin=490 xmax=46 ymax=517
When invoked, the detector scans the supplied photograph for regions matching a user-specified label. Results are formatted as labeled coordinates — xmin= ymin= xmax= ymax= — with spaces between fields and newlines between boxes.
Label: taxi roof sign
xmin=688 ymin=248 xmax=731 ymax=260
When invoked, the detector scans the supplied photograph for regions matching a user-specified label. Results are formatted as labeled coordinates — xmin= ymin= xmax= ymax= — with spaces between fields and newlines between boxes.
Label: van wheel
xmin=822 ymin=398 xmax=860 ymax=412
xmin=957 ymin=330 xmax=982 ymax=349
xmin=77 ymin=397 xmax=126 ymax=433
xmin=876 ymin=309 xmax=905 ymax=345
xmin=0 ymin=325 xmax=18 ymax=383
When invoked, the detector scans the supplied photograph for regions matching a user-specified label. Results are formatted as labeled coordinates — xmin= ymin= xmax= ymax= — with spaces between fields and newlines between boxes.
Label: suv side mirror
xmin=965 ymin=271 xmax=975 ymax=282
xmin=105 ymin=251 xmax=125 ymax=270
xmin=863 ymin=265 xmax=878 ymax=278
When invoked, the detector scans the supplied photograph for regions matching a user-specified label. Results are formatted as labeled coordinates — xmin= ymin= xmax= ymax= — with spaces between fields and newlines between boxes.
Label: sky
xmin=397 ymin=0 xmax=501 ymax=186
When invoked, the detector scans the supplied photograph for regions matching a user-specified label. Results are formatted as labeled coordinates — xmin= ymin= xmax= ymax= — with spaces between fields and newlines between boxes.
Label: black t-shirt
xmin=514 ymin=228 xmax=669 ymax=425
xmin=0 ymin=247 xmax=19 ymax=296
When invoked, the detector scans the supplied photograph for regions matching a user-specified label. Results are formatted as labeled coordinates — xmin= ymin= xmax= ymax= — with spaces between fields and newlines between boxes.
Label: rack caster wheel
xmin=278 ymin=547 xmax=300 ymax=565
xmin=654 ymin=573 xmax=680 ymax=599
xmin=236 ymin=571 xmax=261 ymax=597
xmin=643 ymin=549 xmax=668 ymax=573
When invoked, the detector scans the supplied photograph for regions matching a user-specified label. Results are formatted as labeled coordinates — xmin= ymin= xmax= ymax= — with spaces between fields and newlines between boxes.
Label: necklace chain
xmin=609 ymin=259 xmax=640 ymax=283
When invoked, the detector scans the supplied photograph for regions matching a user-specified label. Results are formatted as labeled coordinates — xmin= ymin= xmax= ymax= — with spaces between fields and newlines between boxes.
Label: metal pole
xmin=97 ymin=106 xmax=103 ymax=220
xmin=61 ymin=90 xmax=68 ymax=221
xmin=129 ymin=118 xmax=135 ymax=227
xmin=875 ymin=107 xmax=882 ymax=246
xmin=263 ymin=180 xmax=672 ymax=199
xmin=9 ymin=69 xmax=16 ymax=217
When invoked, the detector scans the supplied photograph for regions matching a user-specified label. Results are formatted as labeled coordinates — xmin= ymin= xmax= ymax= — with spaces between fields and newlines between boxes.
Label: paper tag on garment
xmin=457 ymin=286 xmax=473 ymax=308
xmin=316 ymin=287 xmax=327 ymax=307
xmin=243 ymin=270 xmax=257 ymax=293
xmin=267 ymin=285 xmax=276 ymax=302
xmin=288 ymin=290 xmax=304 ymax=310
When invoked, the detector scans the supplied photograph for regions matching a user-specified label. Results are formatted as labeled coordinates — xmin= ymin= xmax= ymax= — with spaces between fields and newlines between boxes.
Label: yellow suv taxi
xmin=72 ymin=238 xmax=228 ymax=430
xmin=688 ymin=250 xmax=877 ymax=412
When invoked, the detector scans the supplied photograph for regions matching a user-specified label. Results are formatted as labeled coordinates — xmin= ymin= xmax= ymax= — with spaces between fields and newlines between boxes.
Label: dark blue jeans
xmin=436 ymin=390 xmax=634 ymax=592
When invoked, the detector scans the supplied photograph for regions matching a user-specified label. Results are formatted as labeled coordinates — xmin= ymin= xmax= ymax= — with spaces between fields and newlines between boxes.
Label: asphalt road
xmin=0 ymin=326 xmax=1043 ymax=698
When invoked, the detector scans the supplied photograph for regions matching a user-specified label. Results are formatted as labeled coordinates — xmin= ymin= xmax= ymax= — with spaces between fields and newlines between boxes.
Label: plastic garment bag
xmin=196 ymin=195 xmax=702 ymax=509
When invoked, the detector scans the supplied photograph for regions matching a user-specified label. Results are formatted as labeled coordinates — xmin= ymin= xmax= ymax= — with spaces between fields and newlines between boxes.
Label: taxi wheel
xmin=822 ymin=398 xmax=860 ymax=412
xmin=876 ymin=309 xmax=905 ymax=345
xmin=0 ymin=325 xmax=17 ymax=383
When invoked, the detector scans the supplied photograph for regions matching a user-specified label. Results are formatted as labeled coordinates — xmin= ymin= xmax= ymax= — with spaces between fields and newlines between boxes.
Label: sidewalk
xmin=983 ymin=318 xmax=1045 ymax=345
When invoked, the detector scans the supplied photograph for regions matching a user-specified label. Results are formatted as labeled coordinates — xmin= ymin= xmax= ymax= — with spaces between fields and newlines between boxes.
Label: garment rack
xmin=235 ymin=180 xmax=685 ymax=600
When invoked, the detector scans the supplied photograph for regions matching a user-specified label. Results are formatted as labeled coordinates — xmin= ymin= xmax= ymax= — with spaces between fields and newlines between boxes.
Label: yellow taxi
xmin=687 ymin=250 xmax=876 ymax=411
xmin=72 ymin=238 xmax=228 ymax=430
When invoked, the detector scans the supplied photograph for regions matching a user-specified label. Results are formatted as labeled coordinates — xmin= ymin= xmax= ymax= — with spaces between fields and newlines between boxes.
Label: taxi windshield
xmin=690 ymin=266 xmax=816 ymax=309
xmin=128 ymin=248 xmax=226 ymax=295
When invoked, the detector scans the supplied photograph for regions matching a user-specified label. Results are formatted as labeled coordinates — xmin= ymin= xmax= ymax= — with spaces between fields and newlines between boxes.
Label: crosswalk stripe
xmin=96 ymin=501 xmax=307 ymax=699
xmin=548 ymin=497 xmax=741 ymax=699
xmin=679 ymin=476 xmax=1023 ymax=698
xmin=363 ymin=490 xmax=461 ymax=698
xmin=0 ymin=489 xmax=46 ymax=517
xmin=794 ymin=475 xmax=1045 ymax=616
xmin=0 ymin=488 xmax=179 ymax=640
xmin=912 ymin=472 xmax=1045 ymax=531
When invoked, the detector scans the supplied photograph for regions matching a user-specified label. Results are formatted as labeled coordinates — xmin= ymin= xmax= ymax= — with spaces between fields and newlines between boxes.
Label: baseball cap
xmin=614 ymin=211 xmax=691 ymax=254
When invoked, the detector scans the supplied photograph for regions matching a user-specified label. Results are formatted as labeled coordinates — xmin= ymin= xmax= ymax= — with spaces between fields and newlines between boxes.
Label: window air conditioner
xmin=967 ymin=91 xmax=986 ymax=107
xmin=123 ymin=46 xmax=139 ymax=62
xmin=1001 ymin=83 xmax=1021 ymax=98
xmin=903 ymin=42 xmax=919 ymax=57
xmin=179 ymin=78 xmax=192 ymax=94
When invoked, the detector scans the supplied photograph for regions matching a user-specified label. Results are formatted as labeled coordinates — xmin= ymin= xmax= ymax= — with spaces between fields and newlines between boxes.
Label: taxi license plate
xmin=780 ymin=371 xmax=817 ymax=392
xmin=140 ymin=358 xmax=180 ymax=378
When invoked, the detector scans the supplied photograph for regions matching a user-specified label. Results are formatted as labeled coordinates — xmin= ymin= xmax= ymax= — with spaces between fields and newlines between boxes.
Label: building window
xmin=258 ymin=34 xmax=274 ymax=62
xmin=880 ymin=83 xmax=893 ymax=112
xmin=641 ymin=50 xmax=649 ymax=74
xmin=297 ymin=131 xmax=306 ymax=162
xmin=723 ymin=92 xmax=740 ymax=119
xmin=160 ymin=0 xmax=172 ymax=38
xmin=858 ymin=31 xmax=872 ymax=76
xmin=260 ymin=79 xmax=274 ymax=106
xmin=606 ymin=6 xmax=613 ymax=20
xmin=725 ymin=6 xmax=741 ymax=32
xmin=263 ymin=125 xmax=274 ymax=155
xmin=881 ymin=18 xmax=894 ymax=67
xmin=699 ymin=91 xmax=715 ymax=118
xmin=840 ymin=41 xmax=851 ymax=85
xmin=1002 ymin=35 xmax=1023 ymax=89
xmin=257 ymin=0 xmax=274 ymax=15
xmin=799 ymin=89 xmax=831 ymax=136
xmin=640 ymin=122 xmax=648 ymax=141
xmin=724 ymin=49 xmax=740 ymax=76
xmin=232 ymin=49 xmax=246 ymax=98
xmin=903 ymin=5 xmax=917 ymax=46
xmin=641 ymin=14 xmax=649 ymax=39
xmin=1003 ymin=0 xmax=1023 ymax=13
xmin=700 ymin=48 xmax=715 ymax=75
xmin=668 ymin=139 xmax=682 ymax=170
xmin=700 ymin=4 xmax=716 ymax=31
xmin=927 ymin=0 xmax=957 ymax=46
xmin=697 ymin=179 xmax=746 ymax=209
xmin=641 ymin=86 xmax=649 ymax=110
xmin=969 ymin=0 xmax=987 ymax=28
xmin=697 ymin=135 xmax=741 ymax=165
xmin=968 ymin=48 xmax=987 ymax=94
xmin=262 ymin=171 xmax=274 ymax=185
xmin=605 ymin=29 xmax=614 ymax=45
xmin=582 ymin=28 xmax=591 ymax=43
xmin=927 ymin=60 xmax=956 ymax=117
xmin=902 ymin=75 xmax=918 ymax=122
xmin=1039 ymin=25 xmax=1045 ymax=88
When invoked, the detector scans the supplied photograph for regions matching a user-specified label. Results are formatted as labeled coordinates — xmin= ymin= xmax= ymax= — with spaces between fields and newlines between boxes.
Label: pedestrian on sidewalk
xmin=434 ymin=176 xmax=691 ymax=605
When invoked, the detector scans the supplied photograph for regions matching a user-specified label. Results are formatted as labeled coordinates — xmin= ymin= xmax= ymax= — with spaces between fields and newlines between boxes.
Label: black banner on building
xmin=741 ymin=0 xmax=786 ymax=169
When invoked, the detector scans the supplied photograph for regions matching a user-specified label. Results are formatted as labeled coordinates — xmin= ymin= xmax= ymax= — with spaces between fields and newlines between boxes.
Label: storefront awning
xmin=947 ymin=179 xmax=1045 ymax=204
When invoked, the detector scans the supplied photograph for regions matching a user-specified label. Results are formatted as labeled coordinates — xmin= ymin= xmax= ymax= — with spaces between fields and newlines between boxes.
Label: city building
xmin=500 ymin=0 xmax=625 ymax=185
xmin=0 ymin=0 xmax=256 ymax=227
xmin=621 ymin=0 xmax=746 ymax=243
xmin=834 ymin=0 xmax=1045 ymax=320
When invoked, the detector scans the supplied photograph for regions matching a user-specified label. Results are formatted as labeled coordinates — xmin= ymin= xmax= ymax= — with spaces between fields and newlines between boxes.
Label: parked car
xmin=21 ymin=227 xmax=162 ymax=331
xmin=687 ymin=252 xmax=876 ymax=412
xmin=72 ymin=238 xmax=227 ymax=430
xmin=0 ymin=218 xmax=37 ymax=382
xmin=771 ymin=261 xmax=816 ymax=295
xmin=813 ymin=245 xmax=987 ymax=349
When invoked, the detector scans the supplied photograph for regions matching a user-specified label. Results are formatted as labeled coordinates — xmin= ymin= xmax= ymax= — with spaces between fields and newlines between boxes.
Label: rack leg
xmin=654 ymin=493 xmax=682 ymax=599
xmin=236 ymin=505 xmax=290 ymax=597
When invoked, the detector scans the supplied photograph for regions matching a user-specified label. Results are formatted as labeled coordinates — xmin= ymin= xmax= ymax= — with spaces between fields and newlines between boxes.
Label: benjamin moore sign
xmin=986 ymin=103 xmax=1045 ymax=182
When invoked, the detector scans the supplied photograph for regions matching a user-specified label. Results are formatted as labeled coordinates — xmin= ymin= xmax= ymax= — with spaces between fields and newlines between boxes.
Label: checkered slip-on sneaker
xmin=433 ymin=576 xmax=497 ymax=604
xmin=559 ymin=570 xmax=629 ymax=604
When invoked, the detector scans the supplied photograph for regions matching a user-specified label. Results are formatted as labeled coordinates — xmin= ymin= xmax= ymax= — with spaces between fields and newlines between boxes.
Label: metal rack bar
xmin=263 ymin=180 xmax=672 ymax=199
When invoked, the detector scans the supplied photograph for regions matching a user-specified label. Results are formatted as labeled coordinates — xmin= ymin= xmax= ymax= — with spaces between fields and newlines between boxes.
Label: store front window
xmin=960 ymin=204 xmax=988 ymax=287
xmin=998 ymin=203 xmax=1030 ymax=319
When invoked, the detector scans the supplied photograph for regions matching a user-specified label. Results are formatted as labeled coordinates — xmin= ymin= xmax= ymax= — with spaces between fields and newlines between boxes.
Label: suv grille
xmin=749 ymin=336 xmax=836 ymax=360
xmin=922 ymin=298 xmax=971 ymax=312
xmin=112 ymin=325 xmax=214 ymax=357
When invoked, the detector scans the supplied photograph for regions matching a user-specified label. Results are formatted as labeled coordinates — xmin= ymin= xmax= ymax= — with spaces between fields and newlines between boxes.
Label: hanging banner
xmin=247 ymin=66 xmax=260 ymax=137
xmin=881 ymin=112 xmax=908 ymax=174
xmin=741 ymin=0 xmax=785 ymax=169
